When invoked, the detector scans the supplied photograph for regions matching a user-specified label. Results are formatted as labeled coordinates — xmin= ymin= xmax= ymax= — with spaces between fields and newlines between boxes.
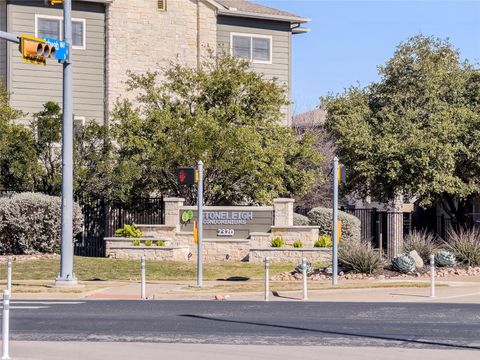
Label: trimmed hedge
xmin=293 ymin=213 xmax=310 ymax=226
xmin=0 ymin=192 xmax=83 ymax=255
xmin=307 ymin=207 xmax=361 ymax=243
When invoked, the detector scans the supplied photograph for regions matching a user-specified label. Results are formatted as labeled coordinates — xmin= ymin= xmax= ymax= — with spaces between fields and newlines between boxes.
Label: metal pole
xmin=332 ymin=157 xmax=339 ymax=286
xmin=57 ymin=0 xmax=76 ymax=286
xmin=302 ymin=257 xmax=308 ymax=301
xmin=141 ymin=256 xmax=146 ymax=300
xmin=197 ymin=160 xmax=204 ymax=287
xmin=264 ymin=257 xmax=269 ymax=302
xmin=0 ymin=31 xmax=19 ymax=44
xmin=1 ymin=290 xmax=10 ymax=360
xmin=7 ymin=257 xmax=12 ymax=292
xmin=430 ymin=254 xmax=435 ymax=298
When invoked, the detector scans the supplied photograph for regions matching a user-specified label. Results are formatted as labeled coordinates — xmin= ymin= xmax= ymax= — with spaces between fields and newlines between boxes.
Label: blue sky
xmin=255 ymin=0 xmax=480 ymax=114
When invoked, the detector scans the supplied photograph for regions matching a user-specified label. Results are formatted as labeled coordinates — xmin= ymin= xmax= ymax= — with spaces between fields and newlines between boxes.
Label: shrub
xmin=156 ymin=240 xmax=166 ymax=246
xmin=0 ymin=192 xmax=83 ymax=255
xmin=144 ymin=240 xmax=153 ymax=246
xmin=115 ymin=224 xmax=142 ymax=238
xmin=315 ymin=234 xmax=332 ymax=248
xmin=392 ymin=254 xmax=415 ymax=273
xmin=444 ymin=228 xmax=480 ymax=266
xmin=293 ymin=213 xmax=310 ymax=226
xmin=270 ymin=237 xmax=285 ymax=248
xmin=338 ymin=240 xmax=383 ymax=274
xmin=293 ymin=240 xmax=303 ymax=248
xmin=295 ymin=261 xmax=313 ymax=274
xmin=434 ymin=250 xmax=456 ymax=267
xmin=132 ymin=240 xmax=141 ymax=246
xmin=403 ymin=229 xmax=438 ymax=263
xmin=307 ymin=207 xmax=360 ymax=243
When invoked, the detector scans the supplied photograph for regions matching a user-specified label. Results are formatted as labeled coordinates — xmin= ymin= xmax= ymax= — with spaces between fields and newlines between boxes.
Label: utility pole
xmin=56 ymin=0 xmax=77 ymax=286
xmin=332 ymin=157 xmax=339 ymax=286
xmin=197 ymin=160 xmax=204 ymax=287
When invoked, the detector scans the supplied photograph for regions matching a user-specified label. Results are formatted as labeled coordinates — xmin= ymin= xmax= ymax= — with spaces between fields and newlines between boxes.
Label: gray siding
xmin=0 ymin=0 xmax=6 ymax=87
xmin=217 ymin=16 xmax=292 ymax=124
xmin=6 ymin=1 xmax=105 ymax=124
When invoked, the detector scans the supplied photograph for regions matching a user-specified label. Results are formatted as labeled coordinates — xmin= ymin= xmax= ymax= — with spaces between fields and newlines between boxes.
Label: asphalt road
xmin=2 ymin=300 xmax=480 ymax=350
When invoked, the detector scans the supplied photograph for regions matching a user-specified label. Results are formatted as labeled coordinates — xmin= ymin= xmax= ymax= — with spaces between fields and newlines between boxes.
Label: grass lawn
xmin=0 ymin=256 xmax=304 ymax=281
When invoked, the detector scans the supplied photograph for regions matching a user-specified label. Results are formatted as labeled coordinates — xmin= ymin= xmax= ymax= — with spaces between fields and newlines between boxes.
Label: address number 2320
xmin=217 ymin=229 xmax=234 ymax=236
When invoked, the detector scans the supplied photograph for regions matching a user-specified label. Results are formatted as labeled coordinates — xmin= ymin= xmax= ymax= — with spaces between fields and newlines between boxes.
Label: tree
xmin=323 ymin=35 xmax=480 ymax=226
xmin=112 ymin=54 xmax=322 ymax=205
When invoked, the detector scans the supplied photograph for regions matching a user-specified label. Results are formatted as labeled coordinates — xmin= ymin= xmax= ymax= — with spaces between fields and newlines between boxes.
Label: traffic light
xmin=19 ymin=35 xmax=56 ymax=65
xmin=177 ymin=167 xmax=196 ymax=186
xmin=44 ymin=0 xmax=63 ymax=5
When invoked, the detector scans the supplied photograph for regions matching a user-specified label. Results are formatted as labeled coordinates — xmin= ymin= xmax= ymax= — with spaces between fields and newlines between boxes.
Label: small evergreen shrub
xmin=156 ymin=240 xmax=166 ymax=246
xmin=338 ymin=240 xmax=383 ymax=274
xmin=144 ymin=240 xmax=153 ymax=246
xmin=307 ymin=207 xmax=361 ymax=243
xmin=392 ymin=254 xmax=416 ymax=273
xmin=444 ymin=228 xmax=480 ymax=266
xmin=434 ymin=250 xmax=456 ymax=267
xmin=293 ymin=240 xmax=303 ymax=248
xmin=403 ymin=230 xmax=438 ymax=263
xmin=295 ymin=261 xmax=313 ymax=274
xmin=270 ymin=237 xmax=285 ymax=248
xmin=132 ymin=240 xmax=141 ymax=246
xmin=0 ymin=193 xmax=83 ymax=255
xmin=315 ymin=234 xmax=332 ymax=248
xmin=115 ymin=224 xmax=142 ymax=238
xmin=293 ymin=213 xmax=310 ymax=226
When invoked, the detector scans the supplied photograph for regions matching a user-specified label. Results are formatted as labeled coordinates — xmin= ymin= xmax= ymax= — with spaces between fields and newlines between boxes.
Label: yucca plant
xmin=403 ymin=229 xmax=438 ymax=263
xmin=338 ymin=240 xmax=383 ymax=274
xmin=444 ymin=228 xmax=480 ymax=266
xmin=392 ymin=254 xmax=415 ymax=273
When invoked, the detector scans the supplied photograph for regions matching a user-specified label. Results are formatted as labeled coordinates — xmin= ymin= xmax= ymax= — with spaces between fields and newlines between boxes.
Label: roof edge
xmin=218 ymin=8 xmax=310 ymax=24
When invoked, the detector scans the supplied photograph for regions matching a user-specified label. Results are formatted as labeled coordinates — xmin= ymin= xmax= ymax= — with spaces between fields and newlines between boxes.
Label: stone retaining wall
xmin=249 ymin=248 xmax=331 ymax=264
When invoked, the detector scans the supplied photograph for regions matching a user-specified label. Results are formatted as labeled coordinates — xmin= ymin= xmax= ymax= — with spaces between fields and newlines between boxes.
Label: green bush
xmin=315 ymin=234 xmax=332 ymax=248
xmin=132 ymin=240 xmax=141 ymax=246
xmin=444 ymin=228 xmax=480 ymax=266
xmin=0 ymin=193 xmax=83 ymax=255
xmin=293 ymin=213 xmax=310 ymax=226
xmin=403 ymin=229 xmax=438 ymax=263
xmin=293 ymin=240 xmax=303 ymax=248
xmin=115 ymin=224 xmax=142 ymax=238
xmin=144 ymin=240 xmax=153 ymax=246
xmin=338 ymin=240 xmax=383 ymax=274
xmin=307 ymin=207 xmax=361 ymax=243
xmin=156 ymin=240 xmax=166 ymax=246
xmin=270 ymin=237 xmax=285 ymax=248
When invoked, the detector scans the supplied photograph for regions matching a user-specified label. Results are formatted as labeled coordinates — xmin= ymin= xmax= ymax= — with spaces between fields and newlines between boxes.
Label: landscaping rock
xmin=408 ymin=250 xmax=424 ymax=269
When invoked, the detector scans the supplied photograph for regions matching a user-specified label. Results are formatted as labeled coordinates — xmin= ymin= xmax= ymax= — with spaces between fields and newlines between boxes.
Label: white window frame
xmin=73 ymin=116 xmax=86 ymax=135
xmin=35 ymin=14 xmax=87 ymax=50
xmin=230 ymin=32 xmax=272 ymax=64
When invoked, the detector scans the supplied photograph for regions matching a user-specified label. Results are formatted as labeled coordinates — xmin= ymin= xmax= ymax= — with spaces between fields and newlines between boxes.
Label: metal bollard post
xmin=302 ymin=258 xmax=308 ymax=301
xmin=2 ymin=290 xmax=10 ymax=360
xmin=264 ymin=257 xmax=269 ymax=302
xmin=430 ymin=254 xmax=435 ymax=298
xmin=141 ymin=256 xmax=146 ymax=300
xmin=7 ymin=257 xmax=12 ymax=292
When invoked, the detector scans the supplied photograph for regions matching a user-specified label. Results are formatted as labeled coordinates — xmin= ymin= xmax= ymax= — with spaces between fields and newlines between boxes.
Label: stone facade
xmin=249 ymin=248 xmax=331 ymax=264
xmin=105 ymin=0 xmax=217 ymax=116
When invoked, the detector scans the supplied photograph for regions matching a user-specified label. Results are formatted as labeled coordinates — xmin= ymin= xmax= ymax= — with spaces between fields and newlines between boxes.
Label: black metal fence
xmin=74 ymin=196 xmax=164 ymax=257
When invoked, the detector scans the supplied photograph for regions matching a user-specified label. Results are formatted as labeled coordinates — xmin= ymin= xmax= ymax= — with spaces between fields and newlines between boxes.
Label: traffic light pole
xmin=56 ymin=0 xmax=77 ymax=287
xmin=0 ymin=31 xmax=19 ymax=44
xmin=332 ymin=156 xmax=339 ymax=286
xmin=197 ymin=160 xmax=204 ymax=287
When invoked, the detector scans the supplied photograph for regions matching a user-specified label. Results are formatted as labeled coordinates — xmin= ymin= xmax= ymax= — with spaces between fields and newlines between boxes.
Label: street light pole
xmin=56 ymin=0 xmax=76 ymax=286
xmin=332 ymin=157 xmax=339 ymax=286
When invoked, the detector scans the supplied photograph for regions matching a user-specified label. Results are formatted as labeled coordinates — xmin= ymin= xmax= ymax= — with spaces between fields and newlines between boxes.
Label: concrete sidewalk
xmin=6 ymin=277 xmax=480 ymax=303
xmin=6 ymin=341 xmax=480 ymax=360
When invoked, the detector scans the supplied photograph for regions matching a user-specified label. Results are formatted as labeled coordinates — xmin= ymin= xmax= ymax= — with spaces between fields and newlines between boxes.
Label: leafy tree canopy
xmin=323 ymin=35 xmax=480 ymax=224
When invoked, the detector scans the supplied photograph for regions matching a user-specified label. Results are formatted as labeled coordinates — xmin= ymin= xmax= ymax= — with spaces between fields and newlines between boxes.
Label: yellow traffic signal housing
xmin=19 ymin=35 xmax=56 ymax=65
xmin=44 ymin=0 xmax=63 ymax=5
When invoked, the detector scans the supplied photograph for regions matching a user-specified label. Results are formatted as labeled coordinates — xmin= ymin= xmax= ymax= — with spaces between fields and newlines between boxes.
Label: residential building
xmin=0 ymin=0 xmax=309 ymax=126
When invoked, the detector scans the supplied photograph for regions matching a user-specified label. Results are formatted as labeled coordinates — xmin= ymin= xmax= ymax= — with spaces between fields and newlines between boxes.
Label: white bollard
xmin=430 ymin=254 xmax=435 ymax=298
xmin=264 ymin=257 xmax=269 ymax=302
xmin=302 ymin=258 xmax=308 ymax=301
xmin=141 ymin=256 xmax=146 ymax=300
xmin=2 ymin=290 xmax=10 ymax=360
xmin=7 ymin=257 xmax=12 ymax=293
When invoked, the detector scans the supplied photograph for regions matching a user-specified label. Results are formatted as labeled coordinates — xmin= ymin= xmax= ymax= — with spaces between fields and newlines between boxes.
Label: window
xmin=157 ymin=0 xmax=167 ymax=11
xmin=35 ymin=15 xmax=86 ymax=50
xmin=231 ymin=33 xmax=272 ymax=64
xmin=73 ymin=116 xmax=85 ymax=135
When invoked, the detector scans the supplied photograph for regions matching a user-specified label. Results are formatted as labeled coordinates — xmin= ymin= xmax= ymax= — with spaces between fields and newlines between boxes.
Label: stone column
xmin=164 ymin=198 xmax=185 ymax=230
xmin=386 ymin=194 xmax=405 ymax=259
xmin=273 ymin=198 xmax=295 ymax=227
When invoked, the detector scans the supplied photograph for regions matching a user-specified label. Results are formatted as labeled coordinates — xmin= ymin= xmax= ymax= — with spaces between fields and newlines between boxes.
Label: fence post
xmin=7 ymin=257 xmax=12 ymax=292
xmin=2 ymin=289 xmax=10 ymax=360
xmin=141 ymin=256 xmax=146 ymax=300
xmin=264 ymin=257 xmax=269 ymax=302
xmin=430 ymin=254 xmax=435 ymax=298
xmin=302 ymin=258 xmax=308 ymax=301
